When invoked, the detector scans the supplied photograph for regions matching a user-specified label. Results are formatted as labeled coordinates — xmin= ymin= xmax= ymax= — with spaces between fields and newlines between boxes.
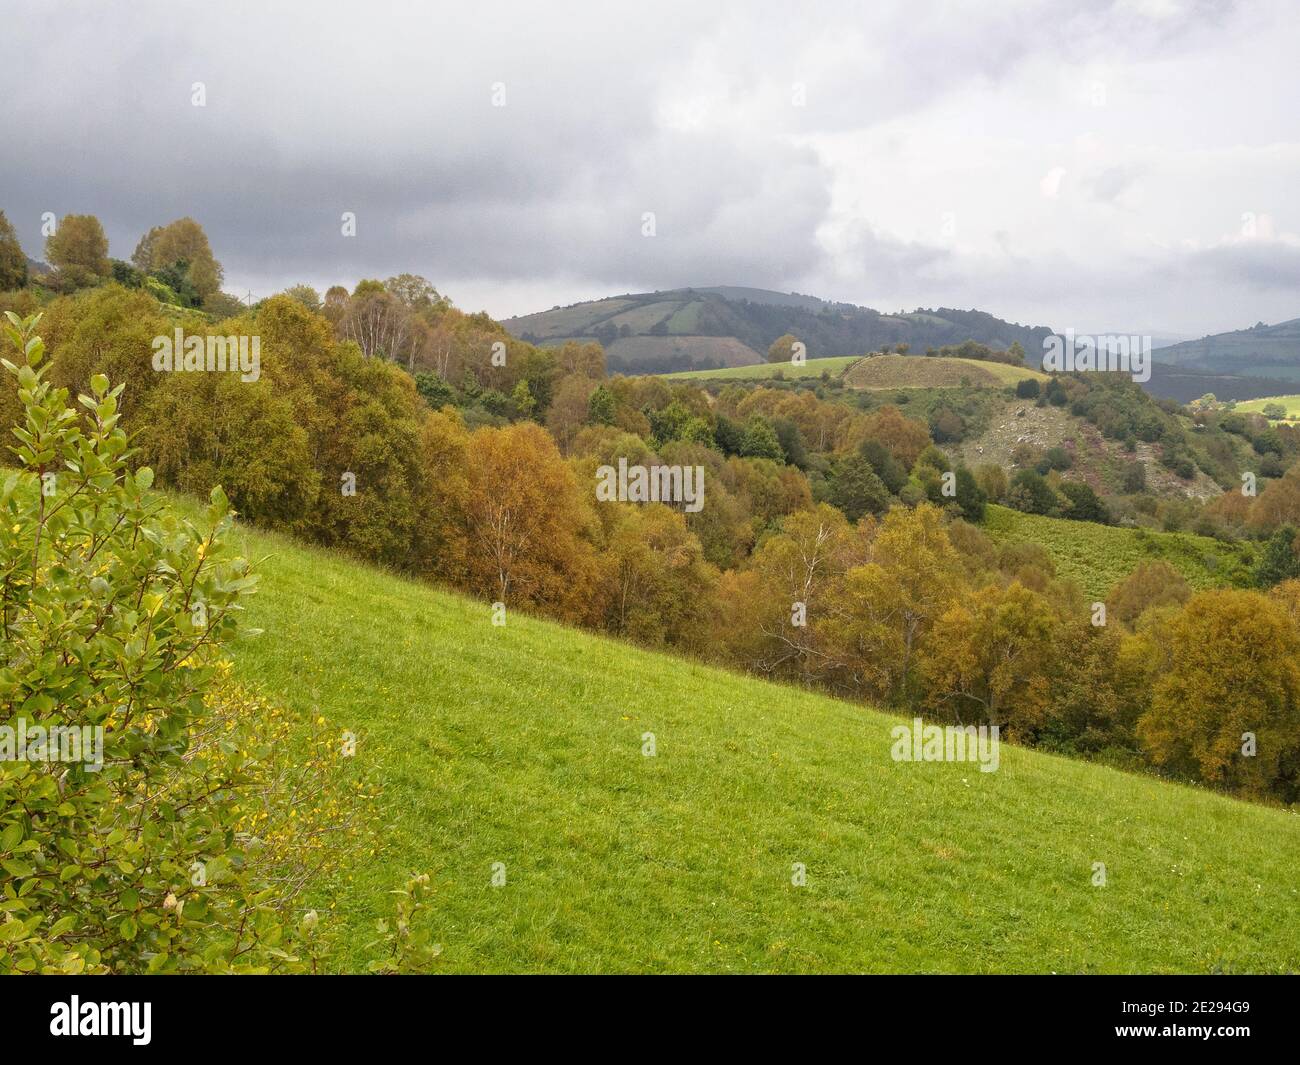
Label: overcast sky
xmin=3 ymin=0 xmax=1297 ymax=335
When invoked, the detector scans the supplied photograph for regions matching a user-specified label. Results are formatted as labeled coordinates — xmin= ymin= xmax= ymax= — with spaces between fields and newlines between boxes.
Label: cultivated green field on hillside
xmin=661 ymin=355 xmax=862 ymax=381
xmin=210 ymin=509 xmax=1298 ymax=974
xmin=843 ymin=354 xmax=1047 ymax=390
xmin=981 ymin=505 xmax=1255 ymax=600
xmin=506 ymin=298 xmax=635 ymax=339
xmin=1235 ymin=394 xmax=1300 ymax=423
xmin=608 ymin=334 xmax=763 ymax=370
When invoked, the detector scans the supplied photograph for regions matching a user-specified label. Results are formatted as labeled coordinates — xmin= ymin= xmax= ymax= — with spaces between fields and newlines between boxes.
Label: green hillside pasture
xmin=843 ymin=354 xmax=1047 ymax=390
xmin=608 ymin=335 xmax=763 ymax=370
xmin=1235 ymin=394 xmax=1300 ymax=424
xmin=981 ymin=504 xmax=1255 ymax=600
xmin=604 ymin=299 xmax=686 ymax=334
xmin=506 ymin=298 xmax=634 ymax=339
xmin=666 ymin=301 xmax=703 ymax=333
xmin=213 ymin=511 xmax=1296 ymax=973
xmin=662 ymin=355 xmax=863 ymax=380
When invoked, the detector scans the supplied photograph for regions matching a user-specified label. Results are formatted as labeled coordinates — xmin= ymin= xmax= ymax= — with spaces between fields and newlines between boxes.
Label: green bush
xmin=414 ymin=371 xmax=454 ymax=409
xmin=1008 ymin=469 xmax=1058 ymax=516
xmin=827 ymin=454 xmax=890 ymax=521
xmin=0 ymin=312 xmax=310 ymax=972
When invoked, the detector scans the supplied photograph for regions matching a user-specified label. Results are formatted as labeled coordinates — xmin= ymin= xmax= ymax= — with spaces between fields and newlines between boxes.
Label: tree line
xmin=2 ymin=216 xmax=1300 ymax=804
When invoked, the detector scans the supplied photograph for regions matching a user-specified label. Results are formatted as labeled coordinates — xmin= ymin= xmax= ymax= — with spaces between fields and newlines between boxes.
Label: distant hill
xmin=1143 ymin=365 xmax=1300 ymax=404
xmin=1141 ymin=318 xmax=1300 ymax=401
xmin=503 ymin=287 xmax=1054 ymax=375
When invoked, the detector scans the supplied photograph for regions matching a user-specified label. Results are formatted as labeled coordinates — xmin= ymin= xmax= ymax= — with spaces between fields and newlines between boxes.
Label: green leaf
xmin=47 ymin=915 xmax=77 ymax=938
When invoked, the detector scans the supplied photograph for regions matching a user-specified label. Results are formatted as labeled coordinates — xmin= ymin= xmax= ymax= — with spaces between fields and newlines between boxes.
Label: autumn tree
xmin=309 ymin=348 xmax=433 ymax=566
xmin=130 ymin=226 xmax=157 ymax=271
xmin=918 ymin=581 xmax=1058 ymax=738
xmin=554 ymin=339 xmax=605 ymax=378
xmin=413 ymin=407 xmax=472 ymax=580
xmin=820 ymin=503 xmax=964 ymax=703
xmin=283 ymin=284 xmax=322 ymax=311
xmin=385 ymin=273 xmax=444 ymax=311
xmin=849 ymin=405 xmax=930 ymax=469
xmin=40 ymin=283 xmax=169 ymax=421
xmin=136 ymin=366 xmax=317 ymax=527
xmin=974 ymin=463 xmax=1008 ymax=503
xmin=725 ymin=504 xmax=858 ymax=679
xmin=1136 ymin=590 xmax=1300 ymax=799
xmin=721 ymin=455 xmax=811 ymax=537
xmin=1249 ymin=465 xmax=1300 ymax=532
xmin=511 ymin=379 xmax=536 ymax=418
xmin=340 ymin=282 xmax=423 ymax=364
xmin=45 ymin=213 xmax=110 ymax=286
xmin=323 ymin=284 xmax=349 ymax=325
xmin=1105 ymin=560 xmax=1190 ymax=627
xmin=948 ymin=466 xmax=986 ymax=522
xmin=461 ymin=421 xmax=599 ymax=621
xmin=0 ymin=210 xmax=27 ymax=290
xmin=1058 ymin=480 xmax=1109 ymax=523
xmin=597 ymin=503 xmax=716 ymax=648
xmin=657 ymin=443 xmax=752 ymax=569
xmin=546 ymin=374 xmax=597 ymax=451
xmin=767 ymin=333 xmax=800 ymax=363
xmin=1041 ymin=620 xmax=1136 ymax=755
xmin=132 ymin=217 xmax=224 ymax=303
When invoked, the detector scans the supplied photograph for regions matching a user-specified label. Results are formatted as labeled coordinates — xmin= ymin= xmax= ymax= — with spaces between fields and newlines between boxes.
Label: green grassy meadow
xmin=981 ymin=504 xmax=1256 ymax=600
xmin=215 ymin=511 xmax=1298 ymax=973
xmin=1235 ymin=394 xmax=1300 ymax=424
xmin=661 ymin=355 xmax=863 ymax=381
xmin=842 ymin=354 xmax=1047 ymax=390
xmin=660 ymin=354 xmax=1051 ymax=386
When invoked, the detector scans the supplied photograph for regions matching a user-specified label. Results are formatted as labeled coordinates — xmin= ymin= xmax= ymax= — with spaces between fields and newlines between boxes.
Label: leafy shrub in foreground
xmin=0 ymin=312 xmax=374 ymax=973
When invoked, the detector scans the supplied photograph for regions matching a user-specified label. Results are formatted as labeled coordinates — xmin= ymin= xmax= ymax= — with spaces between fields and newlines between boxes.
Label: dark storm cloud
xmin=3 ymin=0 xmax=844 ymax=296
xmin=0 ymin=0 xmax=1079 ymax=299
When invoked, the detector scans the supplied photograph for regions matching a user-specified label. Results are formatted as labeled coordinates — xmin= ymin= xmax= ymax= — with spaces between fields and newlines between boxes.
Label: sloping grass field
xmin=608 ymin=334 xmax=764 ymax=370
xmin=214 ymin=509 xmax=1298 ymax=973
xmin=843 ymin=354 xmax=1047 ymax=390
xmin=662 ymin=355 xmax=863 ymax=380
xmin=981 ymin=504 xmax=1256 ymax=600
xmin=1236 ymin=394 xmax=1300 ymax=424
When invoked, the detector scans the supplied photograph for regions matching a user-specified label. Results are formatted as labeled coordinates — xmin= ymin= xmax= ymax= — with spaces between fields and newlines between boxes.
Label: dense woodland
xmin=3 ymin=211 xmax=1300 ymax=805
